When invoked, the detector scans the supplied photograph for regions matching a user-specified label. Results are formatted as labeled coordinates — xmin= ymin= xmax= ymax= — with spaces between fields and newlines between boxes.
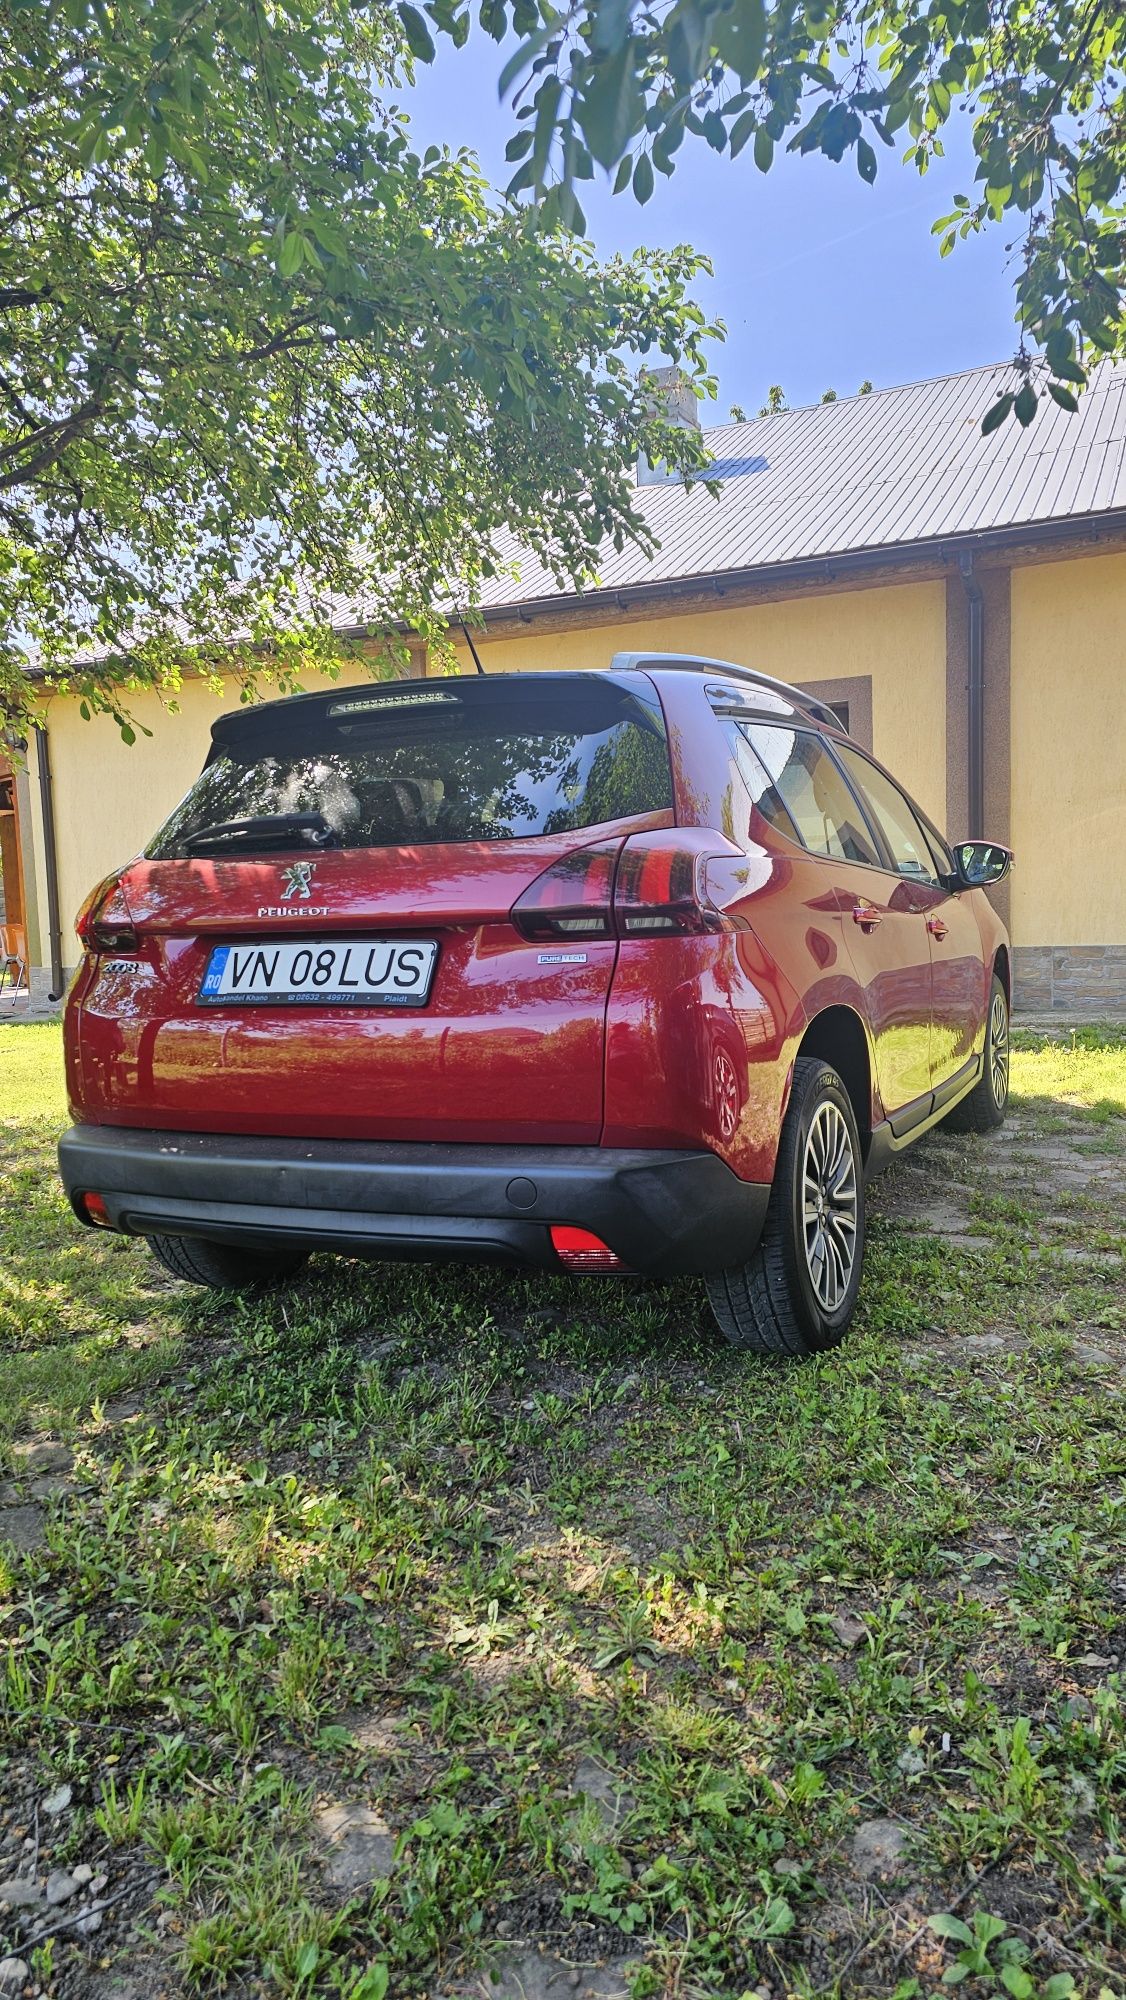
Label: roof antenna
xmin=460 ymin=619 xmax=487 ymax=676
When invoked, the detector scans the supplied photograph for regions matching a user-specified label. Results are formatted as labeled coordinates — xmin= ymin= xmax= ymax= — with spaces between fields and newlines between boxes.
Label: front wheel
xmin=942 ymin=973 xmax=1009 ymax=1133
xmin=706 ymin=1057 xmax=866 ymax=1357
xmin=147 ymin=1234 xmax=308 ymax=1291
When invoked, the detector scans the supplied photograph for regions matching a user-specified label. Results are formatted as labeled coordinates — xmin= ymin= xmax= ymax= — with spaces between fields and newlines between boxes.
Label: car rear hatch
xmin=69 ymin=674 xmax=674 ymax=1143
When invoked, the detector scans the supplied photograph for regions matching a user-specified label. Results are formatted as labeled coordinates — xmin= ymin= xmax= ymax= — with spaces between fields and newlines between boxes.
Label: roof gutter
xmin=443 ymin=507 xmax=1126 ymax=637
xmin=23 ymin=504 xmax=1126 ymax=680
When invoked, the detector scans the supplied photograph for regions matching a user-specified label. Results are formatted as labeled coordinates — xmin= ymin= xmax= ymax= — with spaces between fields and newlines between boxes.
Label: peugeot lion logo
xmin=281 ymin=860 xmax=316 ymax=902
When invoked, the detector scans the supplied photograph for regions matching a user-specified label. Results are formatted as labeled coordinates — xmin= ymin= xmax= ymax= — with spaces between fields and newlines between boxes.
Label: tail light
xmin=75 ymin=874 xmax=138 ymax=953
xmin=512 ymin=835 xmax=740 ymax=943
xmin=550 ymin=1225 xmax=629 ymax=1273
xmin=511 ymin=840 xmax=618 ymax=942
xmin=614 ymin=844 xmax=731 ymax=935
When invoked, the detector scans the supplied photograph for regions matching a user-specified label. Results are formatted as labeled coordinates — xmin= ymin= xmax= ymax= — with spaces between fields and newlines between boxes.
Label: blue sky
xmin=399 ymin=37 xmax=1019 ymax=423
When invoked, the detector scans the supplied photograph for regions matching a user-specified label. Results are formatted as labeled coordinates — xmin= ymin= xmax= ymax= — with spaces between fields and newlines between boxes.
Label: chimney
xmin=637 ymin=365 xmax=700 ymax=485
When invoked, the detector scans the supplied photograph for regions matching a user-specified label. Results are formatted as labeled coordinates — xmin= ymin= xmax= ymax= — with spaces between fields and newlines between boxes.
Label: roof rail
xmin=608 ymin=651 xmax=841 ymax=729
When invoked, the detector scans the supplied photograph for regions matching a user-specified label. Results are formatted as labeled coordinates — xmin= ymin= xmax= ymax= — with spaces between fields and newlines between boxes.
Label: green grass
xmin=1009 ymin=1022 xmax=1126 ymax=1124
xmin=0 ymin=1020 xmax=68 ymax=1121
xmin=0 ymin=1021 xmax=1123 ymax=1999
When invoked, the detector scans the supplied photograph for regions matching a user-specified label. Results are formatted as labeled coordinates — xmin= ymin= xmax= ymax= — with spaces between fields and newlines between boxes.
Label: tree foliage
xmin=461 ymin=0 xmax=1125 ymax=431
xmin=0 ymin=0 xmax=717 ymax=734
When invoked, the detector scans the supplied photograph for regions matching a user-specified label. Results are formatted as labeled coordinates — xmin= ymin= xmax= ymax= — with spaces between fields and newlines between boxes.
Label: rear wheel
xmin=706 ymin=1057 xmax=865 ymax=1357
xmin=942 ymin=973 xmax=1009 ymax=1133
xmin=146 ymin=1234 xmax=308 ymax=1291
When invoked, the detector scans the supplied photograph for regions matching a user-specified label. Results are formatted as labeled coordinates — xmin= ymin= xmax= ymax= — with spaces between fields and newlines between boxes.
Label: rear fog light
xmin=79 ymin=1191 xmax=113 ymax=1227
xmin=549 ymin=1225 xmax=629 ymax=1273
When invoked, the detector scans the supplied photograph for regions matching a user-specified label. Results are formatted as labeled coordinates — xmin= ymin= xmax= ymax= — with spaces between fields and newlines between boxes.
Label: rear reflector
xmin=550 ymin=1225 xmax=628 ymax=1273
xmin=79 ymin=1191 xmax=113 ymax=1227
xmin=511 ymin=841 xmax=619 ymax=942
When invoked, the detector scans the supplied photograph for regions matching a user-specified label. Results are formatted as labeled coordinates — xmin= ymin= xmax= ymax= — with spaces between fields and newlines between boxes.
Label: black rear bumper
xmin=58 ymin=1126 xmax=770 ymax=1277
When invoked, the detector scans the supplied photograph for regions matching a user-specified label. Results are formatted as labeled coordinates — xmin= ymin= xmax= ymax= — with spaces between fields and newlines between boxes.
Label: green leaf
xmin=928 ymin=1915 xmax=974 ymax=1945
xmin=580 ymin=38 xmax=645 ymax=168
xmin=753 ymin=124 xmax=773 ymax=172
xmin=1047 ymin=383 xmax=1080 ymax=415
xmin=278 ymin=230 xmax=305 ymax=277
xmin=590 ymin=0 xmax=634 ymax=58
xmin=711 ymin=0 xmax=767 ymax=84
xmin=973 ymin=1914 xmax=1007 ymax=1946
xmin=999 ymin=1967 xmax=1033 ymax=2000
xmin=980 ymin=392 xmax=1013 ymax=434
xmin=399 ymin=3 xmax=436 ymax=61
xmin=348 ymin=1969 xmax=390 ymax=2000
xmin=296 ymin=1942 xmax=320 ymax=1980
xmin=856 ymin=136 xmax=876 ymax=183
xmin=1013 ymin=381 xmax=1037 ymax=426
xmin=612 ymin=152 xmax=633 ymax=192
xmin=498 ymin=23 xmax=555 ymax=100
xmin=531 ymin=75 xmax=563 ymax=177
xmin=633 ymin=151 xmax=654 ymax=202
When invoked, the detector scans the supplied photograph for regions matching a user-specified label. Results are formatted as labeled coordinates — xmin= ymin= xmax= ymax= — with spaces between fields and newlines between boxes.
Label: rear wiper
xmin=182 ymin=812 xmax=341 ymax=856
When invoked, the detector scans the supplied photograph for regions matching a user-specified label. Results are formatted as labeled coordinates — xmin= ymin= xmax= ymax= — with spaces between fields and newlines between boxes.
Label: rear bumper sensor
xmin=59 ymin=1126 xmax=770 ymax=1277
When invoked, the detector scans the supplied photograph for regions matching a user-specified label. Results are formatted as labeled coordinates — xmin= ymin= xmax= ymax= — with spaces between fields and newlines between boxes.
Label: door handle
xmin=926 ymin=916 xmax=948 ymax=940
xmin=852 ymin=904 xmax=882 ymax=933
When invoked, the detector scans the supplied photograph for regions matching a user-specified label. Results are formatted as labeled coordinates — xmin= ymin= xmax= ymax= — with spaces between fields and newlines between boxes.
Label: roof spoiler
xmin=609 ymin=652 xmax=841 ymax=729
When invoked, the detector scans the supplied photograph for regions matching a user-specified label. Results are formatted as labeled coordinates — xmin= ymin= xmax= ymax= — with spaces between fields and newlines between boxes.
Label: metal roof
xmin=464 ymin=358 xmax=1126 ymax=616
xmin=53 ymin=357 xmax=1126 ymax=676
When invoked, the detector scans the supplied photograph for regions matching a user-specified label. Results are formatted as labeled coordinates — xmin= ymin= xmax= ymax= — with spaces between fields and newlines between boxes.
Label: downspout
xmin=34 ymin=724 xmax=65 ymax=1001
xmin=959 ymin=551 xmax=985 ymax=837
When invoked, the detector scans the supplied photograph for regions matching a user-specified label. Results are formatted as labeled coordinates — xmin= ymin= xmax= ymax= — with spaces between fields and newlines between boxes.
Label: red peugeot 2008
xmin=59 ymin=655 xmax=1012 ymax=1356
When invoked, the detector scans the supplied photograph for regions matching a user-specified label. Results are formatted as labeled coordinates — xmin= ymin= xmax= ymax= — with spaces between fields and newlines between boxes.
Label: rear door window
xmin=738 ymin=724 xmax=880 ymax=866
xmin=148 ymin=677 xmax=673 ymax=857
xmin=835 ymin=748 xmax=942 ymax=886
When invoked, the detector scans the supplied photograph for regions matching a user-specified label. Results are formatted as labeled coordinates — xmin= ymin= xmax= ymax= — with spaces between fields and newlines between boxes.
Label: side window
xmin=744 ymin=725 xmax=880 ymax=866
xmin=837 ymin=747 xmax=941 ymax=886
xmin=726 ymin=722 xmax=803 ymax=845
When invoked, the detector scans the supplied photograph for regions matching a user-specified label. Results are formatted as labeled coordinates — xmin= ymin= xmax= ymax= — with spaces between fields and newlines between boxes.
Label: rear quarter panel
xmin=606 ymin=677 xmax=880 ymax=1180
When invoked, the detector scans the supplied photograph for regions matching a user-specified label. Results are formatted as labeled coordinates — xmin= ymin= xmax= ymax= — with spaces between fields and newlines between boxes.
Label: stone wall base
xmin=1013 ymin=945 xmax=1126 ymax=1015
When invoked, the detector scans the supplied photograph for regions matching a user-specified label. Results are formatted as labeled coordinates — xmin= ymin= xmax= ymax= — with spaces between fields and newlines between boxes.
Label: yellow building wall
xmin=31 ymin=663 xmax=391 ymax=963
xmin=29 ymin=578 xmax=948 ymax=968
xmin=453 ymin=578 xmax=949 ymax=827
xmin=1011 ymin=554 xmax=1126 ymax=947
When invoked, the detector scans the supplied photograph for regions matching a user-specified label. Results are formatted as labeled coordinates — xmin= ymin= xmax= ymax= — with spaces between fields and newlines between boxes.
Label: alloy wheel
xmin=801 ymin=1100 xmax=858 ymax=1313
xmin=990 ymin=989 xmax=1010 ymax=1109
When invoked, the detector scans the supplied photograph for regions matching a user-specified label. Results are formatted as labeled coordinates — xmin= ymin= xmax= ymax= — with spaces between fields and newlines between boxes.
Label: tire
xmin=146 ymin=1233 xmax=308 ymax=1291
xmin=706 ymin=1057 xmax=865 ymax=1357
xmin=941 ymin=973 xmax=1009 ymax=1133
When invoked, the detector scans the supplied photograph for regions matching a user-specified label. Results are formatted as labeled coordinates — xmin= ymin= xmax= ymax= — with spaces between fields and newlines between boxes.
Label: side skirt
xmin=865 ymin=1052 xmax=983 ymax=1179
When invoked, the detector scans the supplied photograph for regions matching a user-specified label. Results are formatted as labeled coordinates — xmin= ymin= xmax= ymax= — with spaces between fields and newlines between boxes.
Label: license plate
xmin=198 ymin=937 xmax=438 ymax=1007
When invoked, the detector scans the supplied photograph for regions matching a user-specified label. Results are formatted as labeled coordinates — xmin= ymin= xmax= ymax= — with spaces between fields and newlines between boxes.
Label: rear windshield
xmin=147 ymin=676 xmax=673 ymax=857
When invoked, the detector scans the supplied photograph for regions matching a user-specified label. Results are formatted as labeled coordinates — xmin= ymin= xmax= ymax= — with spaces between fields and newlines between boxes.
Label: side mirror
xmin=953 ymin=839 xmax=1012 ymax=890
